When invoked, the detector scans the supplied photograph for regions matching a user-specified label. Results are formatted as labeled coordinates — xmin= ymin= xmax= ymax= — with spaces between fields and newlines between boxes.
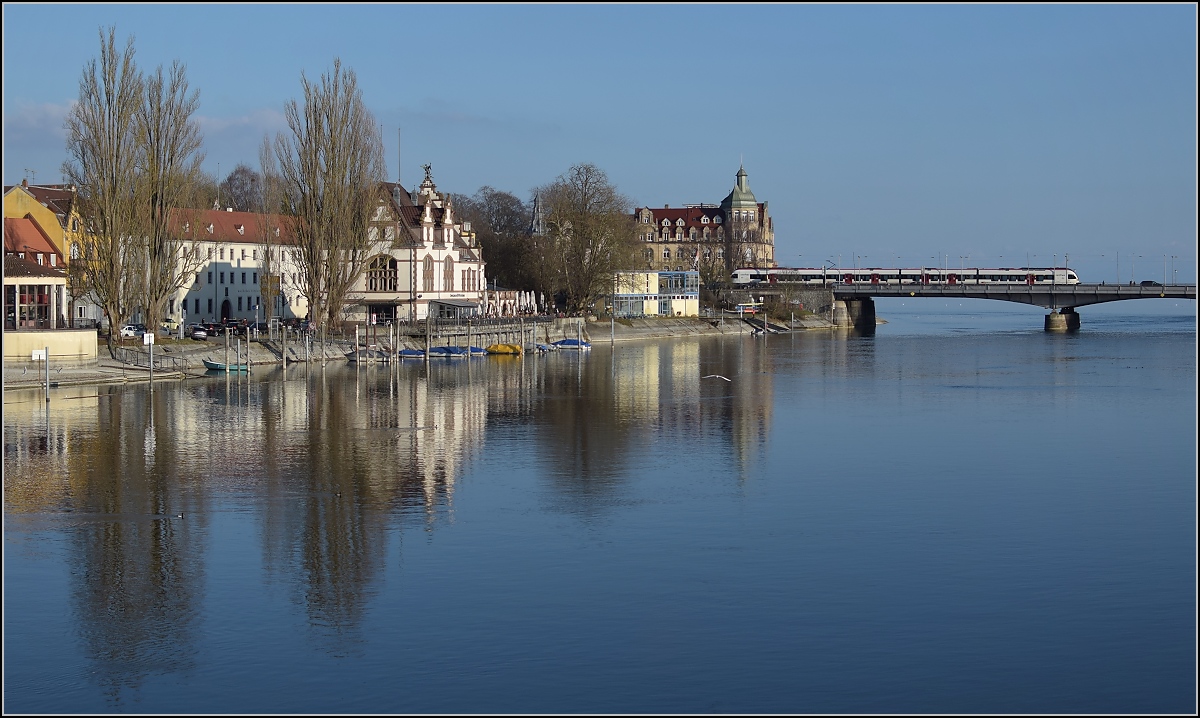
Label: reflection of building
xmin=611 ymin=270 xmax=700 ymax=317
xmin=632 ymin=166 xmax=775 ymax=279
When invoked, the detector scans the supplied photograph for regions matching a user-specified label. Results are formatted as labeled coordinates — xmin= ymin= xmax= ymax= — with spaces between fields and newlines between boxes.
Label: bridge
xmin=747 ymin=283 xmax=1197 ymax=331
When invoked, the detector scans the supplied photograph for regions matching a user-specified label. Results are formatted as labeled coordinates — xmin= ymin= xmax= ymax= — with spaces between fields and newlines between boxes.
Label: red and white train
xmin=730 ymin=266 xmax=1081 ymax=287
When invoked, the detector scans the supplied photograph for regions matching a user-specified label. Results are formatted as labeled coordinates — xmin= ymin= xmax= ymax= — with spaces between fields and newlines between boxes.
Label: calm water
xmin=4 ymin=304 xmax=1196 ymax=714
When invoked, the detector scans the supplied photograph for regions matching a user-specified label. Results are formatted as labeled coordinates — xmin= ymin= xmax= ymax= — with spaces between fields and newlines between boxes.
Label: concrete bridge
xmin=751 ymin=283 xmax=1197 ymax=332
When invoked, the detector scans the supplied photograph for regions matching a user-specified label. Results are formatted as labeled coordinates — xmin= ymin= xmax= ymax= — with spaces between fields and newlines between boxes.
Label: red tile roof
xmin=3 ymin=253 xmax=66 ymax=280
xmin=4 ymin=217 xmax=59 ymax=257
xmin=168 ymin=208 xmax=297 ymax=244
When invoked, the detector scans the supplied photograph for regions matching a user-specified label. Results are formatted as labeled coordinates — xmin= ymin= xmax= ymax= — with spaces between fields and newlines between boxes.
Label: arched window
xmin=663 ymin=248 xmax=671 ymax=259
xmin=422 ymin=256 xmax=434 ymax=292
xmin=443 ymin=256 xmax=455 ymax=291
xmin=367 ymin=256 xmax=397 ymax=292
xmin=688 ymin=228 xmax=697 ymax=241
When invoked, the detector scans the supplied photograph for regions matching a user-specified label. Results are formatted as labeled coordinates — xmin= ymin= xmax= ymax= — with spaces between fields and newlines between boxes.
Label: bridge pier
xmin=1044 ymin=307 xmax=1080 ymax=332
xmin=833 ymin=298 xmax=876 ymax=333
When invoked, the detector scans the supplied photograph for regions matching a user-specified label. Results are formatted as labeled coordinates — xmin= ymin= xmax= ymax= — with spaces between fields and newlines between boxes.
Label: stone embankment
xmin=2 ymin=315 xmax=840 ymax=391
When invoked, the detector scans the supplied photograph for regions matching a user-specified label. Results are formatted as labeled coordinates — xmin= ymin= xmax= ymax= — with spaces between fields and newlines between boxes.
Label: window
xmin=207 ymin=271 xmax=212 ymax=284
xmin=195 ymin=298 xmax=200 ymax=315
xmin=241 ymin=272 xmax=246 ymax=284
xmin=238 ymin=297 xmax=243 ymax=311
xmin=49 ymin=255 xmax=56 ymax=267
xmin=220 ymin=272 xmax=225 ymax=284
xmin=443 ymin=256 xmax=454 ymax=291
xmin=252 ymin=272 xmax=257 ymax=284
xmin=422 ymin=256 xmax=434 ymax=292
xmin=701 ymin=216 xmax=709 ymax=224
xmin=241 ymin=249 xmax=246 ymax=260
xmin=71 ymin=218 xmax=79 ymax=232
xmin=663 ymin=248 xmax=671 ymax=259
xmin=662 ymin=219 xmax=670 ymax=227
xmin=207 ymin=298 xmax=213 ymax=313
xmin=237 ymin=226 xmax=245 ymax=236
xmin=252 ymin=250 xmax=257 ymax=260
xmin=367 ymin=256 xmax=397 ymax=292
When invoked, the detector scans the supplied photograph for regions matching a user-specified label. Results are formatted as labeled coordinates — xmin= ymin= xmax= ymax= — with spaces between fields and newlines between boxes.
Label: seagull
xmin=702 ymin=374 xmax=732 ymax=382
xmin=174 ymin=512 xmax=184 ymax=519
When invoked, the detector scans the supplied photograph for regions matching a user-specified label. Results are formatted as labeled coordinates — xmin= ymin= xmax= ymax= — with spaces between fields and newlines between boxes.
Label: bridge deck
xmin=810 ymin=283 xmax=1196 ymax=308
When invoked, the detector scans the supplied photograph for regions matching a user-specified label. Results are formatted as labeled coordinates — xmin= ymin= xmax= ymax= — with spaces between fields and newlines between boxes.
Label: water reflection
xmin=4 ymin=336 xmax=787 ymax=692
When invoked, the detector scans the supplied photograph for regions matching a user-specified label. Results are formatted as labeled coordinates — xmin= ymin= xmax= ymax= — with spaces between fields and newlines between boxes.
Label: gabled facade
xmin=3 ymin=182 xmax=69 ymax=263
xmin=632 ymin=166 xmax=775 ymax=281
xmin=348 ymin=166 xmax=486 ymax=322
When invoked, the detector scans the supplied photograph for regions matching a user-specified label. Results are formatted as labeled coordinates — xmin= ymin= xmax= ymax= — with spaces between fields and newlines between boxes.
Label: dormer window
xmin=676 ymin=219 xmax=684 ymax=227
xmin=701 ymin=216 xmax=709 ymax=224
xmin=274 ymin=227 xmax=280 ymax=237
xmin=236 ymin=224 xmax=244 ymax=235
xmin=714 ymin=216 xmax=722 ymax=224
xmin=206 ymin=223 xmax=214 ymax=234
xmin=183 ymin=222 xmax=190 ymax=233
xmin=661 ymin=219 xmax=670 ymax=227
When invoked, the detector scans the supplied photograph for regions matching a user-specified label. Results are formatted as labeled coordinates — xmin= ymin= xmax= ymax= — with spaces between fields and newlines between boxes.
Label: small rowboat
xmin=203 ymin=359 xmax=249 ymax=372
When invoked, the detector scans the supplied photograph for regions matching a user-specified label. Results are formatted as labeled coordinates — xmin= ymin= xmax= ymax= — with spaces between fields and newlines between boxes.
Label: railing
xmin=110 ymin=346 xmax=190 ymax=372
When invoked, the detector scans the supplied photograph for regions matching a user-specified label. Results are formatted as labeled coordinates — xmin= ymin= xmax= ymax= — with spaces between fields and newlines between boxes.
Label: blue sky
xmin=3 ymin=3 xmax=1196 ymax=283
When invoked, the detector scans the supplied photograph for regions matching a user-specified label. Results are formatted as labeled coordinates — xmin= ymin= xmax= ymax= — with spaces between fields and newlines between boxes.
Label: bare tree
xmin=452 ymin=186 xmax=529 ymax=289
xmin=536 ymin=164 xmax=639 ymax=313
xmin=62 ymin=27 xmax=144 ymax=343
xmin=255 ymin=135 xmax=287 ymax=322
xmin=132 ymin=59 xmax=206 ymax=331
xmin=218 ymin=163 xmax=262 ymax=212
xmin=274 ymin=58 xmax=385 ymax=329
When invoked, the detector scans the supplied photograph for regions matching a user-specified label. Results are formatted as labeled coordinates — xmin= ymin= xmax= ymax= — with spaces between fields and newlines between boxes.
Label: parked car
xmin=161 ymin=317 xmax=181 ymax=332
xmin=119 ymin=323 xmax=146 ymax=338
xmin=186 ymin=323 xmax=208 ymax=341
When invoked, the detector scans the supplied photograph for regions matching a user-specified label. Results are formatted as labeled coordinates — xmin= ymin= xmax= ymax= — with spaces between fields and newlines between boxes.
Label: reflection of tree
xmin=66 ymin=385 xmax=201 ymax=705
xmin=256 ymin=364 xmax=486 ymax=650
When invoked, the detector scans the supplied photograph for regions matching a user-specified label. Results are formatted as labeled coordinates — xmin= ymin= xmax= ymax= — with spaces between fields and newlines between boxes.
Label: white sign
xmin=31 ymin=349 xmax=46 ymax=361
xmin=143 ymin=332 xmax=155 ymax=345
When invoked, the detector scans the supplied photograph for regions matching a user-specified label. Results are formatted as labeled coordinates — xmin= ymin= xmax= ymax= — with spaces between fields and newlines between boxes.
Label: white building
xmin=162 ymin=166 xmax=486 ymax=328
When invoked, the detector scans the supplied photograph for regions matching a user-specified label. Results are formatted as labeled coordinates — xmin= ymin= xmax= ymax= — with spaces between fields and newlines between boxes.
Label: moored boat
xmin=203 ymin=359 xmax=249 ymax=372
xmin=486 ymin=343 xmax=523 ymax=355
xmin=552 ymin=338 xmax=591 ymax=350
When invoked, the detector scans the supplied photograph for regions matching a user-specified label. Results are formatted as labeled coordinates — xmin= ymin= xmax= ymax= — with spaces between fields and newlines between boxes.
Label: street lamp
xmin=1171 ymin=255 xmax=1178 ymax=284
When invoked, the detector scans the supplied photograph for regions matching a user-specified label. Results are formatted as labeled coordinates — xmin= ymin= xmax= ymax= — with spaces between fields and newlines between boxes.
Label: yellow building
xmin=3 ymin=181 xmax=70 ymax=259
xmin=612 ymin=270 xmax=700 ymax=317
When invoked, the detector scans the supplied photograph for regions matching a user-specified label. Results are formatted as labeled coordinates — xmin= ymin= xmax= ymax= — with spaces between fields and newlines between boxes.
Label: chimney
xmin=22 ymin=179 xmax=28 ymax=188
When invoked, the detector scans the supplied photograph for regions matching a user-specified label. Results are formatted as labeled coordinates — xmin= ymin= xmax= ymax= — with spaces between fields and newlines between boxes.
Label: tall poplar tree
xmin=62 ymin=27 xmax=143 ymax=342
xmin=274 ymin=58 xmax=385 ymax=329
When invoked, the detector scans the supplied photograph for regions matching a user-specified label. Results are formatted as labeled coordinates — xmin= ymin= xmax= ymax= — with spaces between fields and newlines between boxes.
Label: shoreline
xmin=2 ymin=316 xmax=839 ymax=392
